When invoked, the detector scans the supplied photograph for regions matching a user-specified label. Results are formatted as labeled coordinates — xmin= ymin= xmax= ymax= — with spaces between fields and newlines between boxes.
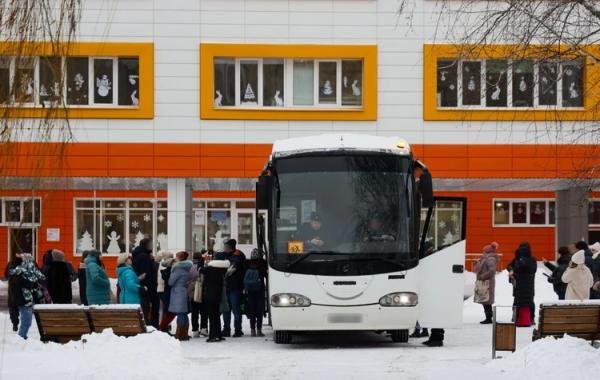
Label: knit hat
xmin=483 ymin=242 xmax=499 ymax=254
xmin=571 ymin=250 xmax=585 ymax=265
xmin=117 ymin=253 xmax=130 ymax=266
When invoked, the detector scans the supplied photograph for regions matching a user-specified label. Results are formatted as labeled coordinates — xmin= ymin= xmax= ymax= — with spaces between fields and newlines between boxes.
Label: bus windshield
xmin=270 ymin=153 xmax=417 ymax=276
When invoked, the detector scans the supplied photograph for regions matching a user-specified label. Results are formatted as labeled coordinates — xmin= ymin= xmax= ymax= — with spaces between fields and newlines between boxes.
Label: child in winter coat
xmin=85 ymin=250 xmax=111 ymax=305
xmin=9 ymin=253 xmax=45 ymax=339
xmin=116 ymin=253 xmax=143 ymax=304
xmin=562 ymin=250 xmax=594 ymax=301
xmin=158 ymin=253 xmax=175 ymax=333
xmin=78 ymin=251 xmax=89 ymax=305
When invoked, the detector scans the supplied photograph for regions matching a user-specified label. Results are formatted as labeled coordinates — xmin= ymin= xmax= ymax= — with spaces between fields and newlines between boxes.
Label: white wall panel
xmin=19 ymin=0 xmax=579 ymax=147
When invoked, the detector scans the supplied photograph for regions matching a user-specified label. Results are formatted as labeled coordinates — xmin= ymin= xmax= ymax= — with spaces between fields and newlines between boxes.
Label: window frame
xmin=0 ymin=197 xmax=42 ymax=227
xmin=73 ymin=198 xmax=167 ymax=256
xmin=424 ymin=44 xmax=598 ymax=121
xmin=0 ymin=41 xmax=153 ymax=119
xmin=200 ymin=43 xmax=377 ymax=121
xmin=492 ymin=198 xmax=556 ymax=227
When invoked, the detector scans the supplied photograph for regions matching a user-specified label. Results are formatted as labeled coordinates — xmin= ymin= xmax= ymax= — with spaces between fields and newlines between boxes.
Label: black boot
xmin=480 ymin=318 xmax=493 ymax=324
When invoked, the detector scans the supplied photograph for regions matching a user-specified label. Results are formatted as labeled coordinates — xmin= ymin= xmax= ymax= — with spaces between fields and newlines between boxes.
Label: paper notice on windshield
xmin=288 ymin=241 xmax=304 ymax=254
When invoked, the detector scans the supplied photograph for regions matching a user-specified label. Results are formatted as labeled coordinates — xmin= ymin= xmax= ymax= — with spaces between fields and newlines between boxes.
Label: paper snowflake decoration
xmin=451 ymin=214 xmax=458 ymax=222
xmin=104 ymin=220 xmax=112 ymax=228
xmin=439 ymin=220 xmax=446 ymax=229
xmin=157 ymin=214 xmax=165 ymax=223
xmin=143 ymin=213 xmax=151 ymax=222
xmin=116 ymin=214 xmax=124 ymax=223
xmin=131 ymin=220 xmax=139 ymax=229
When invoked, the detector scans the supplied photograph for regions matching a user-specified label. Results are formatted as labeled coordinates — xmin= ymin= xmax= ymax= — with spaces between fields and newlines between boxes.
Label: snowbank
xmin=0 ymin=329 xmax=201 ymax=379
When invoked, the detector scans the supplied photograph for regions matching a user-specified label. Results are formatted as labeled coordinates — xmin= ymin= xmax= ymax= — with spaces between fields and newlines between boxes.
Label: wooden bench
xmin=532 ymin=301 xmax=600 ymax=343
xmin=34 ymin=304 xmax=147 ymax=343
xmin=34 ymin=305 xmax=92 ymax=343
xmin=88 ymin=306 xmax=147 ymax=337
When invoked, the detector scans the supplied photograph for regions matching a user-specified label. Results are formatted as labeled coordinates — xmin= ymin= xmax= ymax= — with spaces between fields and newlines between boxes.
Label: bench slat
xmin=542 ymin=316 xmax=600 ymax=324
xmin=535 ymin=305 xmax=600 ymax=341
xmin=542 ymin=323 xmax=599 ymax=333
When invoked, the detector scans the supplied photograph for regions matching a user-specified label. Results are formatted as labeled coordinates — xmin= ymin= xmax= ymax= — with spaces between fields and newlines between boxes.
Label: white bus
xmin=256 ymin=134 xmax=466 ymax=344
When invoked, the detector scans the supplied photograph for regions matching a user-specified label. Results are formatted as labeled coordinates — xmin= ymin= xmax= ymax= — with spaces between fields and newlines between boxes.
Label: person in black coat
xmin=200 ymin=252 xmax=230 ymax=342
xmin=132 ymin=238 xmax=159 ymax=328
xmin=244 ymin=249 xmax=268 ymax=337
xmin=47 ymin=250 xmax=73 ymax=304
xmin=543 ymin=246 xmax=571 ymax=300
xmin=4 ymin=258 xmax=21 ymax=331
xmin=508 ymin=242 xmax=537 ymax=323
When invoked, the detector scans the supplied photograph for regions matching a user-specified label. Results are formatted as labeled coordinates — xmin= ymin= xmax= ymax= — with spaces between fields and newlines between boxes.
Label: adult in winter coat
xmin=132 ymin=238 xmax=159 ymax=328
xmin=78 ymin=251 xmax=89 ymax=305
xmin=244 ymin=248 xmax=268 ymax=336
xmin=40 ymin=249 xmax=54 ymax=283
xmin=168 ymin=251 xmax=193 ymax=341
xmin=85 ymin=250 xmax=111 ymax=305
xmin=473 ymin=242 xmax=499 ymax=324
xmin=562 ymin=250 xmax=594 ymax=301
xmin=575 ymin=241 xmax=599 ymax=299
xmin=222 ymin=239 xmax=246 ymax=337
xmin=158 ymin=252 xmax=175 ymax=333
xmin=508 ymin=242 xmax=537 ymax=324
xmin=116 ymin=253 xmax=143 ymax=304
xmin=47 ymin=250 xmax=73 ymax=304
xmin=543 ymin=246 xmax=571 ymax=300
xmin=9 ymin=254 xmax=45 ymax=339
xmin=200 ymin=251 xmax=230 ymax=342
xmin=4 ymin=258 xmax=21 ymax=331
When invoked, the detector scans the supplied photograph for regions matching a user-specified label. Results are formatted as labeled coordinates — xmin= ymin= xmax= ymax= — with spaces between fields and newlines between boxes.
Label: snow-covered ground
xmin=1 ymin=266 xmax=598 ymax=380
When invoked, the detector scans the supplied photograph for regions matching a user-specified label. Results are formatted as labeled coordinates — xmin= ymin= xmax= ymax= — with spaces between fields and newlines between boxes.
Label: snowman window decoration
xmin=96 ymin=74 xmax=112 ymax=98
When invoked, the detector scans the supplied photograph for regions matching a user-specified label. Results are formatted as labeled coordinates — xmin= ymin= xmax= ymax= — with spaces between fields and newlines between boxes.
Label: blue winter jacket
xmin=85 ymin=256 xmax=110 ymax=305
xmin=168 ymin=260 xmax=192 ymax=314
xmin=116 ymin=265 xmax=142 ymax=304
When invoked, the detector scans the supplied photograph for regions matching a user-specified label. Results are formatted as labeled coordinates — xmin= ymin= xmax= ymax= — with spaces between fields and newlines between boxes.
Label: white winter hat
xmin=589 ymin=242 xmax=600 ymax=254
xmin=117 ymin=252 xmax=131 ymax=266
xmin=571 ymin=250 xmax=585 ymax=265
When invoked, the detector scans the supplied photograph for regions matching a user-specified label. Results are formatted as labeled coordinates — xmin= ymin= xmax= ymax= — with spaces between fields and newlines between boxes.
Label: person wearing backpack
xmin=244 ymin=248 xmax=268 ymax=337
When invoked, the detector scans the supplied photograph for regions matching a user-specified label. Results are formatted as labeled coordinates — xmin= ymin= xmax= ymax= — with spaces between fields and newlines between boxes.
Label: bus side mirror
xmin=420 ymin=170 xmax=434 ymax=208
xmin=256 ymin=175 xmax=272 ymax=210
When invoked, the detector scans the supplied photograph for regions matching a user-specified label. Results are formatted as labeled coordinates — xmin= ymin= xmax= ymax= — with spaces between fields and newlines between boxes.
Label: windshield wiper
xmin=286 ymin=251 xmax=346 ymax=271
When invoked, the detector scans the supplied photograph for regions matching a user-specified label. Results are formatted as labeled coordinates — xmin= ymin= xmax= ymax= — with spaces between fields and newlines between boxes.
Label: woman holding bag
xmin=474 ymin=242 xmax=499 ymax=324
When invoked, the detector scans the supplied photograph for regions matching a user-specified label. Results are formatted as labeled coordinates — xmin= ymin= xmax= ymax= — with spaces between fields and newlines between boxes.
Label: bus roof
xmin=271 ymin=134 xmax=411 ymax=157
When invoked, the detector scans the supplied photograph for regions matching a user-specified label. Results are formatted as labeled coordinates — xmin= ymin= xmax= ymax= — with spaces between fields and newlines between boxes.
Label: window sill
xmin=493 ymin=224 xmax=555 ymax=228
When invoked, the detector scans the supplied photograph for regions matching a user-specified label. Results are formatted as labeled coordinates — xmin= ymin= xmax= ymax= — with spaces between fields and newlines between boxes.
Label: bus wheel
xmin=274 ymin=330 xmax=292 ymax=344
xmin=390 ymin=329 xmax=409 ymax=343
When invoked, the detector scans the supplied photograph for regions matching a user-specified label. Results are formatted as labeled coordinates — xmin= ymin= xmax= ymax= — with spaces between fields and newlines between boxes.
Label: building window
xmin=201 ymin=43 xmax=376 ymax=120
xmin=213 ymin=58 xmax=362 ymax=109
xmin=74 ymin=199 xmax=167 ymax=256
xmin=0 ymin=55 xmax=140 ymax=109
xmin=590 ymin=200 xmax=600 ymax=226
xmin=437 ymin=58 xmax=584 ymax=109
xmin=493 ymin=199 xmax=556 ymax=226
xmin=0 ymin=198 xmax=41 ymax=226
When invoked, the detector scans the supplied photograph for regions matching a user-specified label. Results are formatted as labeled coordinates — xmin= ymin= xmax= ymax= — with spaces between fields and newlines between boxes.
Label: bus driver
xmin=294 ymin=212 xmax=326 ymax=251
xmin=361 ymin=214 xmax=395 ymax=242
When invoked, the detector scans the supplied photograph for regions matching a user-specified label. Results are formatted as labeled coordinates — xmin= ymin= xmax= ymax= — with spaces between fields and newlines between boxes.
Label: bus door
xmin=417 ymin=197 xmax=466 ymax=328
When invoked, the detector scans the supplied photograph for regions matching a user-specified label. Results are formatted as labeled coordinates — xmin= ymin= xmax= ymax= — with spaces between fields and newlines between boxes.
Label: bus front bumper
xmin=270 ymin=304 xmax=418 ymax=331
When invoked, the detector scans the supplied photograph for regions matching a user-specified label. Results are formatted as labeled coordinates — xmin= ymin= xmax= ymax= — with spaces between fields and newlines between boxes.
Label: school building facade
xmin=1 ymin=0 xmax=599 ymax=275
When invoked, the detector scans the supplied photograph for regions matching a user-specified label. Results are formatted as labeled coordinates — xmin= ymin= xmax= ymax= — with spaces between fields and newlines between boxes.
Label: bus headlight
xmin=271 ymin=293 xmax=311 ymax=307
xmin=379 ymin=292 xmax=418 ymax=307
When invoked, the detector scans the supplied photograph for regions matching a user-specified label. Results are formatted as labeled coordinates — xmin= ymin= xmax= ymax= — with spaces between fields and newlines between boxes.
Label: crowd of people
xmin=5 ymin=236 xmax=600 ymax=342
xmin=473 ymin=240 xmax=600 ymax=328
xmin=4 ymin=238 xmax=267 ymax=342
